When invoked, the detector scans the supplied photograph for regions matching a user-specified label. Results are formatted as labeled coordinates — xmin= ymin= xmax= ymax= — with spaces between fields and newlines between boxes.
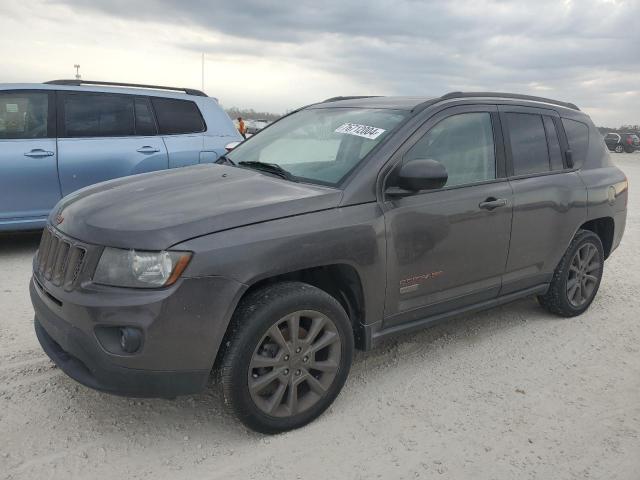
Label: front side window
xmin=404 ymin=112 xmax=496 ymax=188
xmin=0 ymin=92 xmax=49 ymax=139
xmin=64 ymin=94 xmax=134 ymax=137
xmin=226 ymin=107 xmax=408 ymax=186
xmin=151 ymin=98 xmax=205 ymax=134
xmin=506 ymin=113 xmax=550 ymax=176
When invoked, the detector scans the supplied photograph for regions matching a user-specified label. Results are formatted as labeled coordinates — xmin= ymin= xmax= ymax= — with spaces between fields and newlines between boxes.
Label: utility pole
xmin=74 ymin=64 xmax=81 ymax=80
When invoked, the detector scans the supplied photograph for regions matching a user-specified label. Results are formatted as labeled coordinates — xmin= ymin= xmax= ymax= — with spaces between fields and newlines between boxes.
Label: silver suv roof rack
xmin=440 ymin=91 xmax=580 ymax=111
xmin=322 ymin=95 xmax=380 ymax=103
xmin=44 ymin=79 xmax=208 ymax=97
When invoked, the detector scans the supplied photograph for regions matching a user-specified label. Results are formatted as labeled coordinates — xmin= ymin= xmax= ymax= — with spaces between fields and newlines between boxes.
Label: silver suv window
xmin=63 ymin=93 xmax=135 ymax=137
xmin=0 ymin=92 xmax=49 ymax=139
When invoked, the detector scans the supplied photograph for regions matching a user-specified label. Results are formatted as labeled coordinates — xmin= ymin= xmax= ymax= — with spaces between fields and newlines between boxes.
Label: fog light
xmin=119 ymin=327 xmax=142 ymax=353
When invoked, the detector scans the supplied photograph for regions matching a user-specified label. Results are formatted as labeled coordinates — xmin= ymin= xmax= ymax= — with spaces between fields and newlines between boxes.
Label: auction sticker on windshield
xmin=335 ymin=123 xmax=386 ymax=140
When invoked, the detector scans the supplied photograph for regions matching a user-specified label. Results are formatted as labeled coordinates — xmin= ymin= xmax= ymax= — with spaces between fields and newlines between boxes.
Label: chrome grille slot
xmin=64 ymin=247 xmax=86 ymax=289
xmin=36 ymin=228 xmax=87 ymax=290
xmin=37 ymin=229 xmax=52 ymax=273
xmin=44 ymin=235 xmax=59 ymax=280
xmin=52 ymin=241 xmax=70 ymax=285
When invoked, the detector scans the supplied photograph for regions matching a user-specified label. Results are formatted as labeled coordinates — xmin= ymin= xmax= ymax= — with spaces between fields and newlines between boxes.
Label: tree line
xmin=598 ymin=125 xmax=640 ymax=136
xmin=224 ymin=107 xmax=281 ymax=122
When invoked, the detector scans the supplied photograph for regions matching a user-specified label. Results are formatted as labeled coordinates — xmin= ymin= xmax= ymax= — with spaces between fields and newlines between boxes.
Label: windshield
xmin=227 ymin=107 xmax=409 ymax=186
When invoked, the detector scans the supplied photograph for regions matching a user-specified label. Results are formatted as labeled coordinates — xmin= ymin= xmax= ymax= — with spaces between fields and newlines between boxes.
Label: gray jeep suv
xmin=31 ymin=92 xmax=628 ymax=433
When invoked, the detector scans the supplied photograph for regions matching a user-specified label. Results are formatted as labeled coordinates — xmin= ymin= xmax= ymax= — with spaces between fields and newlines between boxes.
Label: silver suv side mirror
xmin=225 ymin=142 xmax=241 ymax=152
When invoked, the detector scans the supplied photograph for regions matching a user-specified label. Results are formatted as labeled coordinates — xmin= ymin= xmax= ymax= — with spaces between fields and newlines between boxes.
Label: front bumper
xmin=31 ymin=272 xmax=246 ymax=398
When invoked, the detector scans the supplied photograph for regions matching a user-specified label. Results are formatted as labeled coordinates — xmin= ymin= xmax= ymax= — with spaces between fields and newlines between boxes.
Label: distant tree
xmin=597 ymin=124 xmax=640 ymax=136
xmin=223 ymin=107 xmax=281 ymax=122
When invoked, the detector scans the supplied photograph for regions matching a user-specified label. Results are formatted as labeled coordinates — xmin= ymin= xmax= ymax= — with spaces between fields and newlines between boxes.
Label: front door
xmin=383 ymin=105 xmax=513 ymax=327
xmin=56 ymin=92 xmax=169 ymax=196
xmin=0 ymin=90 xmax=60 ymax=226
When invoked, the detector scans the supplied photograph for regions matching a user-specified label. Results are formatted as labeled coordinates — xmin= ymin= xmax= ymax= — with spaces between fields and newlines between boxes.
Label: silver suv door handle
xmin=479 ymin=197 xmax=507 ymax=210
xmin=24 ymin=149 xmax=54 ymax=158
xmin=137 ymin=146 xmax=160 ymax=154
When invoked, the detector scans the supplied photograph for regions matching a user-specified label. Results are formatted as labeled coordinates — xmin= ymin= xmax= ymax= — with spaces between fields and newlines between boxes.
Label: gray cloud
xmin=44 ymin=0 xmax=640 ymax=124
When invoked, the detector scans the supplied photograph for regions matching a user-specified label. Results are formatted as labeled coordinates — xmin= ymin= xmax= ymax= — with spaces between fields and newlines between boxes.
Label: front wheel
xmin=221 ymin=282 xmax=354 ymax=433
xmin=538 ymin=230 xmax=604 ymax=317
xmin=614 ymin=145 xmax=624 ymax=153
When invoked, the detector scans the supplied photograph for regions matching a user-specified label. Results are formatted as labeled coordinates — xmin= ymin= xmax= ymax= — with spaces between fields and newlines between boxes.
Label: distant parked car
xmin=246 ymin=119 xmax=270 ymax=135
xmin=0 ymin=80 xmax=242 ymax=231
xmin=604 ymin=132 xmax=640 ymax=153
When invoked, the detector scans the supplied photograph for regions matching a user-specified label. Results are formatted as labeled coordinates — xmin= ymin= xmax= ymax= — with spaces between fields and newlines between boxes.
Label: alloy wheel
xmin=248 ymin=310 xmax=342 ymax=417
xmin=566 ymin=243 xmax=601 ymax=307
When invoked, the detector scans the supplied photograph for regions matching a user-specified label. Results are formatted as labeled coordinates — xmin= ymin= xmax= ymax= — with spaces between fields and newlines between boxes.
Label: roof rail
xmin=439 ymin=91 xmax=580 ymax=111
xmin=322 ymin=95 xmax=380 ymax=103
xmin=44 ymin=80 xmax=207 ymax=97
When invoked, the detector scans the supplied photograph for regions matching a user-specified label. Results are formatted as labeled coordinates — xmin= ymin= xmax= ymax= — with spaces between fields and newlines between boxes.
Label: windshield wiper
xmin=238 ymin=161 xmax=296 ymax=181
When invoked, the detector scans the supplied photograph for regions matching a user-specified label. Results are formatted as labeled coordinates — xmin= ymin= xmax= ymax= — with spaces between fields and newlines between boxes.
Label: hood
xmin=53 ymin=164 xmax=342 ymax=250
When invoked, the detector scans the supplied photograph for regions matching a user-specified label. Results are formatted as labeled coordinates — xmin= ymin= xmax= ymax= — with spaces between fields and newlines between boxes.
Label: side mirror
xmin=225 ymin=141 xmax=241 ymax=152
xmin=387 ymin=159 xmax=448 ymax=196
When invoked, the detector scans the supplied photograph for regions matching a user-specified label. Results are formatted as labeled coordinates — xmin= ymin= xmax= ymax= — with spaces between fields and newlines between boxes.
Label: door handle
xmin=24 ymin=149 xmax=54 ymax=158
xmin=137 ymin=146 xmax=160 ymax=154
xmin=479 ymin=197 xmax=507 ymax=210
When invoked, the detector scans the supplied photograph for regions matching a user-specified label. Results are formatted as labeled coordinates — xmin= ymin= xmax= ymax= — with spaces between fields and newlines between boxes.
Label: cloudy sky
xmin=1 ymin=0 xmax=639 ymax=125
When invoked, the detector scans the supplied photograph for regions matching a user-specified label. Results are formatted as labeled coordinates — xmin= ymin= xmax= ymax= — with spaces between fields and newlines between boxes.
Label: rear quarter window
xmin=561 ymin=118 xmax=589 ymax=167
xmin=151 ymin=98 xmax=205 ymax=135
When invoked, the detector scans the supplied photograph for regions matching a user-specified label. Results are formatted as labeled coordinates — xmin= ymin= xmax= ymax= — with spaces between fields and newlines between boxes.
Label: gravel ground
xmin=1 ymin=153 xmax=638 ymax=480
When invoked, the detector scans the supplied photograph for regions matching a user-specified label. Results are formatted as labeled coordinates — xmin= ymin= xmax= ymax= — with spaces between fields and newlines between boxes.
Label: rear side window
xmin=562 ymin=119 xmax=589 ymax=167
xmin=134 ymin=98 xmax=157 ymax=136
xmin=542 ymin=116 xmax=564 ymax=170
xmin=0 ymin=92 xmax=50 ymax=139
xmin=505 ymin=113 xmax=549 ymax=175
xmin=151 ymin=98 xmax=205 ymax=134
xmin=64 ymin=94 xmax=134 ymax=137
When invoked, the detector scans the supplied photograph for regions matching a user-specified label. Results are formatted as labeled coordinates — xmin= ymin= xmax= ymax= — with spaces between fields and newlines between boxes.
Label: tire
xmin=614 ymin=145 xmax=623 ymax=153
xmin=538 ymin=230 xmax=604 ymax=317
xmin=625 ymin=146 xmax=634 ymax=153
xmin=221 ymin=281 xmax=354 ymax=433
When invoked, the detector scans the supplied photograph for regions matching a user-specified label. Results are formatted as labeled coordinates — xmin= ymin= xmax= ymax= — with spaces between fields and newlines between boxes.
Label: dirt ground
xmin=1 ymin=153 xmax=638 ymax=480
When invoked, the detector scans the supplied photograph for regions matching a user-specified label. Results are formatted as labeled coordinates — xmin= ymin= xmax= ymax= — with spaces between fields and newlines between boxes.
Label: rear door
xmin=57 ymin=92 xmax=169 ymax=196
xmin=150 ymin=97 xmax=207 ymax=167
xmin=498 ymin=105 xmax=587 ymax=294
xmin=0 ymin=90 xmax=60 ymax=225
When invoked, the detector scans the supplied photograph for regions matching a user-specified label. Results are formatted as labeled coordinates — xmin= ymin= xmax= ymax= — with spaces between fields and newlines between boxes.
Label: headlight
xmin=93 ymin=248 xmax=192 ymax=288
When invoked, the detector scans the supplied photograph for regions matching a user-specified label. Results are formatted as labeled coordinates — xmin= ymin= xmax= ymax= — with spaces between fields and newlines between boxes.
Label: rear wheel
xmin=221 ymin=282 xmax=354 ymax=433
xmin=538 ymin=230 xmax=604 ymax=317
xmin=614 ymin=145 xmax=624 ymax=153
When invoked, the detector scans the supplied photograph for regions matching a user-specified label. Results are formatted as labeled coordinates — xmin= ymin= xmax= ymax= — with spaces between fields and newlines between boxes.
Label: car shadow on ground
xmin=0 ymin=231 xmax=42 ymax=254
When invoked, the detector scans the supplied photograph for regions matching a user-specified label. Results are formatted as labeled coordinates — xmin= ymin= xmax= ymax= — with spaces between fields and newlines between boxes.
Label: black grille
xmin=37 ymin=229 xmax=86 ymax=290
